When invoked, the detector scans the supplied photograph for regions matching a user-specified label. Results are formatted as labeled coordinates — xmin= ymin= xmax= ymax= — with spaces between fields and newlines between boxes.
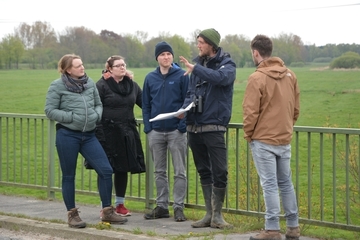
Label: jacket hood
xmin=256 ymin=57 xmax=287 ymax=80
xmin=172 ymin=62 xmax=181 ymax=69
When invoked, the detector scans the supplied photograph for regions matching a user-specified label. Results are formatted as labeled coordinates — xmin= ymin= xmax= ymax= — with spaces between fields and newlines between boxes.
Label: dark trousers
xmin=188 ymin=131 xmax=228 ymax=188
xmin=114 ymin=171 xmax=128 ymax=197
xmin=56 ymin=128 xmax=113 ymax=210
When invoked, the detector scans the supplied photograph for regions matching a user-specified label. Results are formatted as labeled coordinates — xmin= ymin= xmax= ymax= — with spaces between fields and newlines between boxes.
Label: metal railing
xmin=0 ymin=113 xmax=359 ymax=232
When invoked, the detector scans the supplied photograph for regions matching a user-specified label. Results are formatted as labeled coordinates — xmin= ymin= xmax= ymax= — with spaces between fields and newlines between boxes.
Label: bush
xmin=330 ymin=52 xmax=360 ymax=69
xmin=47 ymin=61 xmax=58 ymax=69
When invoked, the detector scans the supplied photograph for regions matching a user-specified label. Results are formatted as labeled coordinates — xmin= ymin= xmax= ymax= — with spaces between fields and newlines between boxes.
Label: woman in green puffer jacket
xmin=44 ymin=54 xmax=127 ymax=228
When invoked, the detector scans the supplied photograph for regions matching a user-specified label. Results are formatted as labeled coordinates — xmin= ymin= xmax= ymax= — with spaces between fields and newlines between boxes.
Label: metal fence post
xmin=47 ymin=119 xmax=56 ymax=200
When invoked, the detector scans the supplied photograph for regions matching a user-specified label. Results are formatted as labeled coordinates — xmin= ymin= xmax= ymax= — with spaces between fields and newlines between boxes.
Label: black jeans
xmin=188 ymin=131 xmax=228 ymax=188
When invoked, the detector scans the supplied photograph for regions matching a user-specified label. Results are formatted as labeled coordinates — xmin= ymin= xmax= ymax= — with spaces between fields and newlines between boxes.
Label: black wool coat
xmin=95 ymin=76 xmax=145 ymax=174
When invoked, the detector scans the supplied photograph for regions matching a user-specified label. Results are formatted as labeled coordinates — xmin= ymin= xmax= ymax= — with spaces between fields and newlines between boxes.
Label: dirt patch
xmin=333 ymin=68 xmax=360 ymax=71
xmin=310 ymin=66 xmax=330 ymax=71
xmin=310 ymin=67 xmax=360 ymax=71
xmin=342 ymin=89 xmax=360 ymax=94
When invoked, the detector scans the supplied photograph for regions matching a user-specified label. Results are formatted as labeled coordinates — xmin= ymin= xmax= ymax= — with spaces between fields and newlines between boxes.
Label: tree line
xmin=1 ymin=21 xmax=360 ymax=70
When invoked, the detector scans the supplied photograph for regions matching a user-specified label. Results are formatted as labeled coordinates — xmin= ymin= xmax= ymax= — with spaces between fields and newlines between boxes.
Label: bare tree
xmin=14 ymin=23 xmax=32 ymax=49
xmin=59 ymin=26 xmax=98 ymax=62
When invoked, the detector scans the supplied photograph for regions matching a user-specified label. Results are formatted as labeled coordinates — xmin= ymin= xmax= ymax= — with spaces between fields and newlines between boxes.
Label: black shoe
xmin=144 ymin=206 xmax=170 ymax=220
xmin=174 ymin=208 xmax=187 ymax=222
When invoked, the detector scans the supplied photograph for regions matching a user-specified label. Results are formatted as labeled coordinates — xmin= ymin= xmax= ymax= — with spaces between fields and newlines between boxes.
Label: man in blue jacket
xmin=180 ymin=28 xmax=236 ymax=229
xmin=142 ymin=41 xmax=189 ymax=222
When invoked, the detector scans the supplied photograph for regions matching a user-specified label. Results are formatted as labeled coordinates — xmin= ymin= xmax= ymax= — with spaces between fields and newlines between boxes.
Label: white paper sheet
xmin=149 ymin=102 xmax=194 ymax=122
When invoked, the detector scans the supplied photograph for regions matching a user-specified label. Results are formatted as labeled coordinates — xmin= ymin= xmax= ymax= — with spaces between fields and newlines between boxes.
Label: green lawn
xmin=1 ymin=67 xmax=359 ymax=129
xmin=1 ymin=66 xmax=359 ymax=239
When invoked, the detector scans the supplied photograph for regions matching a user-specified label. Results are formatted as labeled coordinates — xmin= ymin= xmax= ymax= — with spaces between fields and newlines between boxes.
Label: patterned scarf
xmin=61 ymin=73 xmax=89 ymax=93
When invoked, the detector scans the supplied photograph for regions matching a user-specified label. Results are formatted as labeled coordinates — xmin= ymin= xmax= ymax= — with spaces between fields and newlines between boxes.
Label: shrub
xmin=330 ymin=51 xmax=360 ymax=69
xmin=47 ymin=61 xmax=58 ymax=69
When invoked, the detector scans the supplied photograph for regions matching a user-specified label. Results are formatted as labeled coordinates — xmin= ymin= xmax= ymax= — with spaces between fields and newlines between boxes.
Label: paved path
xmin=0 ymin=194 xmax=319 ymax=240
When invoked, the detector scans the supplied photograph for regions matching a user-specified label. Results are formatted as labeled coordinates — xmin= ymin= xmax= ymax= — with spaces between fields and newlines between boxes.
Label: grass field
xmin=0 ymin=66 xmax=360 ymax=239
xmin=1 ymin=66 xmax=359 ymax=128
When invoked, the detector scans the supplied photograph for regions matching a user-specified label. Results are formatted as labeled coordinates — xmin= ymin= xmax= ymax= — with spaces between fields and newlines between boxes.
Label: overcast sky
xmin=0 ymin=0 xmax=359 ymax=46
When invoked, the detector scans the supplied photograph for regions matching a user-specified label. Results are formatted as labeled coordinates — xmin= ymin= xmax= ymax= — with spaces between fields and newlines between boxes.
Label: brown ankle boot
xmin=101 ymin=206 xmax=128 ymax=224
xmin=285 ymin=226 xmax=300 ymax=240
xmin=67 ymin=208 xmax=86 ymax=228
xmin=250 ymin=230 xmax=282 ymax=240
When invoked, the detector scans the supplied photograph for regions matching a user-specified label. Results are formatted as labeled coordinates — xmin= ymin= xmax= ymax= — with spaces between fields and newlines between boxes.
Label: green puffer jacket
xmin=44 ymin=78 xmax=102 ymax=132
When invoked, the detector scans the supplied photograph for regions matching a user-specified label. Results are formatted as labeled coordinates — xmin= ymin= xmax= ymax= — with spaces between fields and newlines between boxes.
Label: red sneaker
xmin=115 ymin=204 xmax=131 ymax=216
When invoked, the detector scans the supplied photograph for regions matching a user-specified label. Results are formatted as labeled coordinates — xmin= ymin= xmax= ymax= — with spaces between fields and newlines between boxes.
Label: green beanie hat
xmin=198 ymin=28 xmax=221 ymax=49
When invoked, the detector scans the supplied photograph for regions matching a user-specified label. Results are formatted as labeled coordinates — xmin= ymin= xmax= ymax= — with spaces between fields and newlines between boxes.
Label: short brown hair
xmin=251 ymin=35 xmax=273 ymax=58
xmin=58 ymin=54 xmax=81 ymax=74
xmin=105 ymin=55 xmax=125 ymax=69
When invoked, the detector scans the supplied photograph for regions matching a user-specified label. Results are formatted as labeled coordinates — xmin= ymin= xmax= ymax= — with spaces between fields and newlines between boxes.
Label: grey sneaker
xmin=144 ymin=206 xmax=170 ymax=219
xmin=174 ymin=208 xmax=187 ymax=222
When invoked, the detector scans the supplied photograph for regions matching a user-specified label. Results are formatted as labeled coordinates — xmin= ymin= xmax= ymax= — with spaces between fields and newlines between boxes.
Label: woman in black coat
xmin=96 ymin=55 xmax=145 ymax=217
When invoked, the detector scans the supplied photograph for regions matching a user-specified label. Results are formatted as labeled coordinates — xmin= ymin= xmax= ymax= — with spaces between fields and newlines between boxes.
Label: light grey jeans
xmin=250 ymin=140 xmax=299 ymax=230
xmin=147 ymin=130 xmax=187 ymax=210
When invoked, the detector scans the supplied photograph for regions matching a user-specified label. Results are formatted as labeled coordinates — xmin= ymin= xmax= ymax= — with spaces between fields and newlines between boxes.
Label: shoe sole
xmin=116 ymin=212 xmax=132 ymax=217
xmin=285 ymin=237 xmax=300 ymax=240
xmin=191 ymin=223 xmax=211 ymax=228
xmin=210 ymin=223 xmax=234 ymax=229
xmin=175 ymin=218 xmax=187 ymax=222
xmin=102 ymin=220 xmax=127 ymax=224
xmin=68 ymin=224 xmax=86 ymax=228
xmin=144 ymin=214 xmax=170 ymax=219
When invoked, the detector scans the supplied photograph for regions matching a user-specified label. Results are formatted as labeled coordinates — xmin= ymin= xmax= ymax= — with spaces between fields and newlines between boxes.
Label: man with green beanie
xmin=179 ymin=28 xmax=236 ymax=229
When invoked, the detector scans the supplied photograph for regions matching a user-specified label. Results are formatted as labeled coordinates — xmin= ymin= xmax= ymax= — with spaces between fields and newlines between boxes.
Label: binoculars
xmin=192 ymin=96 xmax=203 ymax=113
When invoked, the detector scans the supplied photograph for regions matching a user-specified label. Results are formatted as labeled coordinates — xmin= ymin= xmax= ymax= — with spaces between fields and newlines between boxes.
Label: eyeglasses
xmin=112 ymin=64 xmax=126 ymax=68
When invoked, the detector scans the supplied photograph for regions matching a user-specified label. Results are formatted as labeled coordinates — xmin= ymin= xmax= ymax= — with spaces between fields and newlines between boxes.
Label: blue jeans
xmin=56 ymin=128 xmax=113 ymax=211
xmin=147 ymin=130 xmax=187 ymax=210
xmin=188 ymin=131 xmax=228 ymax=188
xmin=250 ymin=140 xmax=299 ymax=230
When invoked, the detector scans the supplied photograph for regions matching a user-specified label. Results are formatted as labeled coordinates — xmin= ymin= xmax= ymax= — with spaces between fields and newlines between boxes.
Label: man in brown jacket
xmin=242 ymin=34 xmax=300 ymax=240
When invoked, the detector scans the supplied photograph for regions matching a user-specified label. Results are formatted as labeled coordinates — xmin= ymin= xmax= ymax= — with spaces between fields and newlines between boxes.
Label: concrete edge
xmin=0 ymin=215 xmax=165 ymax=240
